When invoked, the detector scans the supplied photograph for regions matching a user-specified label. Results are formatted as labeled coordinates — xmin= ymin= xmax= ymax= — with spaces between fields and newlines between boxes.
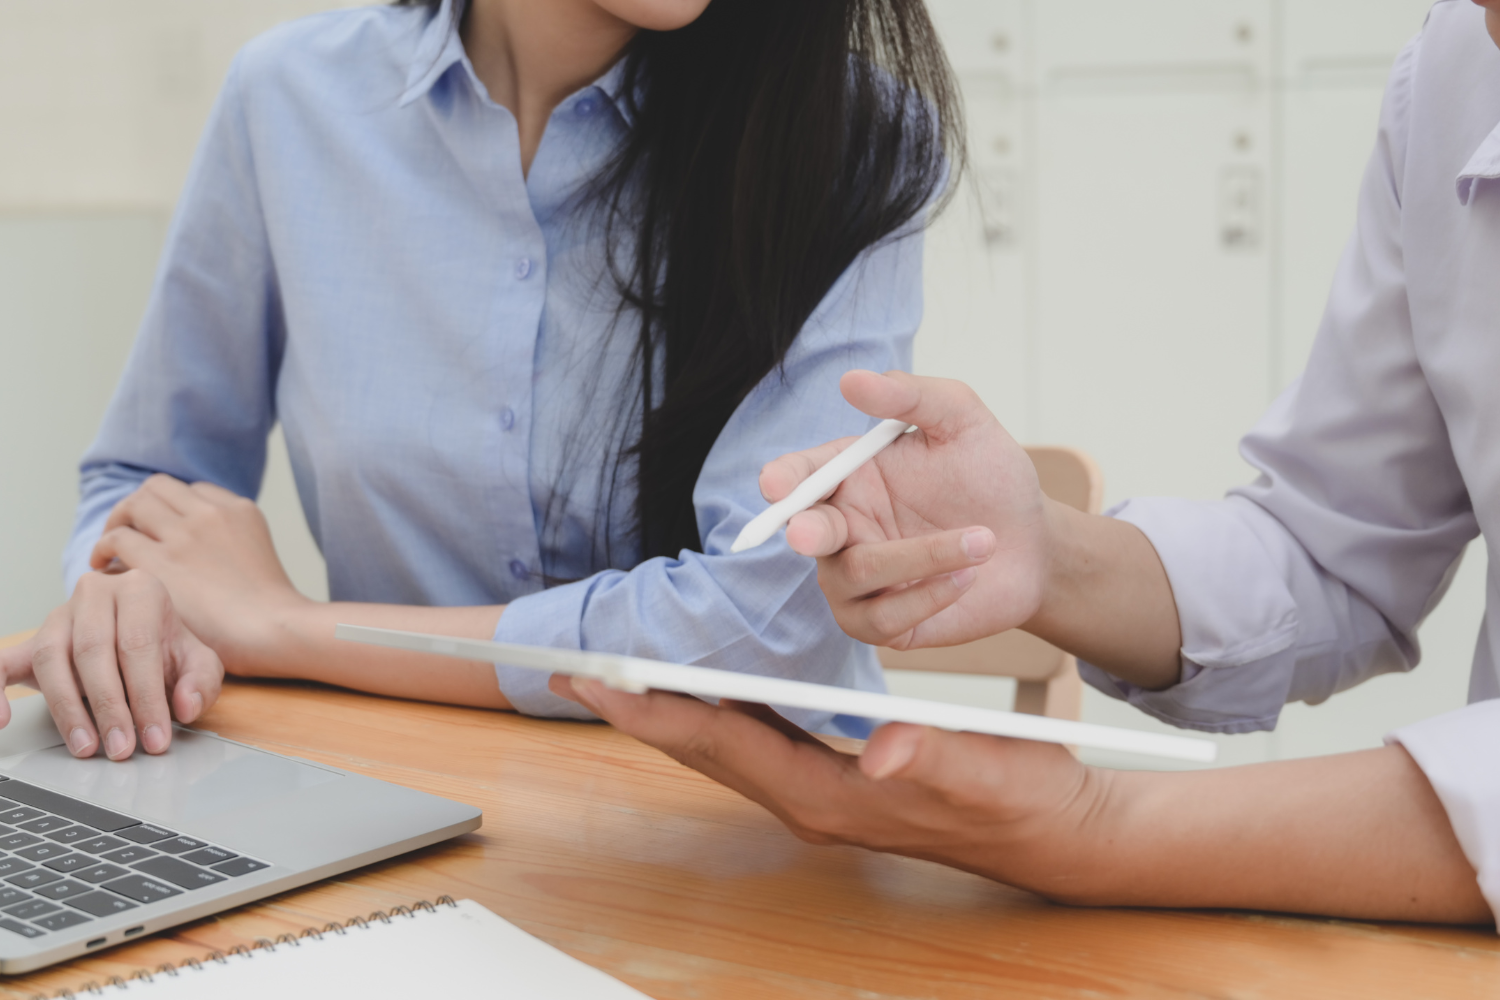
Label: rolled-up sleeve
xmin=491 ymin=226 xmax=922 ymax=733
xmin=64 ymin=55 xmax=282 ymax=595
xmin=1080 ymin=35 xmax=1478 ymax=731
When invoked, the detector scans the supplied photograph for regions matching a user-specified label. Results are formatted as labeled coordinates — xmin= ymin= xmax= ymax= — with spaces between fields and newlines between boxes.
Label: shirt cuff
xmin=1078 ymin=496 xmax=1300 ymax=734
xmin=489 ymin=577 xmax=606 ymax=720
xmin=1387 ymin=701 xmax=1500 ymax=925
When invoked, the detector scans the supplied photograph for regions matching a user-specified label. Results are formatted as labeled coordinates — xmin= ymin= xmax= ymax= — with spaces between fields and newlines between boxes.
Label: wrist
xmin=1021 ymin=497 xmax=1086 ymax=640
xmin=1000 ymin=763 xmax=1145 ymax=905
xmin=1049 ymin=767 xmax=1163 ymax=905
xmin=1021 ymin=501 xmax=1184 ymax=691
xmin=219 ymin=589 xmax=315 ymax=678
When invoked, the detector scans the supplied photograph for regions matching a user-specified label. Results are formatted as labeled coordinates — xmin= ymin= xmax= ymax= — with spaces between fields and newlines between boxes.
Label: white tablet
xmin=335 ymin=625 xmax=1217 ymax=763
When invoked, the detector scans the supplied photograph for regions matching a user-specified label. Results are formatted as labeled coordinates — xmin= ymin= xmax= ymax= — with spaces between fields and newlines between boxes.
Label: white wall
xmin=0 ymin=1 xmax=1475 ymax=770
xmin=0 ymin=1 xmax=350 ymax=636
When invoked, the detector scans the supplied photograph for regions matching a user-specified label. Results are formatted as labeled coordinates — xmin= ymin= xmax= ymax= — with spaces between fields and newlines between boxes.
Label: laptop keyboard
xmin=0 ymin=775 xmax=268 ymax=940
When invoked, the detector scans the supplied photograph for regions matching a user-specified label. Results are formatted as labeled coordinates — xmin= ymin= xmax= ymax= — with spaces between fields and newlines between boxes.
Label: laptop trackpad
xmin=0 ymin=697 xmax=339 ymax=829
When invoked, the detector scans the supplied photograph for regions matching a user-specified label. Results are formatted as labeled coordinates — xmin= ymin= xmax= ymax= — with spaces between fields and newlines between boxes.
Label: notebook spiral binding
xmin=26 ymin=896 xmax=459 ymax=999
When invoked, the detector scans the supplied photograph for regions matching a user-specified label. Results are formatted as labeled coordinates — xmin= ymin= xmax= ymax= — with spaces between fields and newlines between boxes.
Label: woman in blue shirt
xmin=0 ymin=0 xmax=959 ymax=760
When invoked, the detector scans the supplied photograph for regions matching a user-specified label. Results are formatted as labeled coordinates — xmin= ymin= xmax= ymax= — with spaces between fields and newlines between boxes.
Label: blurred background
xmin=0 ymin=0 xmax=1467 ymax=768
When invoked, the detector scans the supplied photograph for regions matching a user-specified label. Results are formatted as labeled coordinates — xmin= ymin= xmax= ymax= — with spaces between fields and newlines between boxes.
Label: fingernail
xmin=143 ymin=724 xmax=167 ymax=754
xmin=961 ymin=529 xmax=994 ymax=561
xmin=866 ymin=732 xmax=919 ymax=780
xmin=189 ymin=692 xmax=204 ymax=719
xmin=105 ymin=728 xmax=131 ymax=759
xmin=68 ymin=728 xmax=92 ymax=755
xmin=950 ymin=567 xmax=976 ymax=590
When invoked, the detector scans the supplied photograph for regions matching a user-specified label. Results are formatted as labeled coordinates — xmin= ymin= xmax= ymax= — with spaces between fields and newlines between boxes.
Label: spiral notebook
xmin=46 ymin=898 xmax=650 ymax=999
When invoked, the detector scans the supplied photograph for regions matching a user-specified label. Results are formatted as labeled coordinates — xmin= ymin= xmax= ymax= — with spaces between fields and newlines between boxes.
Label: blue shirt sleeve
xmin=64 ymin=55 xmax=283 ymax=595
xmin=491 ymin=224 xmax=924 ymax=731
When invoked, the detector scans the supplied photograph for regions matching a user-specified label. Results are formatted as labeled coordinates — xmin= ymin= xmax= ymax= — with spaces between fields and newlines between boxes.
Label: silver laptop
xmin=0 ymin=693 xmax=480 ymax=973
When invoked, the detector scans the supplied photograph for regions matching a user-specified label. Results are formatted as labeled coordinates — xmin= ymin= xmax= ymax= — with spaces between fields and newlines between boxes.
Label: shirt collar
xmin=399 ymin=0 xmax=467 ymax=107
xmin=1456 ymin=121 xmax=1500 ymax=206
xmin=593 ymin=57 xmax=635 ymax=128
xmin=398 ymin=0 xmax=636 ymax=126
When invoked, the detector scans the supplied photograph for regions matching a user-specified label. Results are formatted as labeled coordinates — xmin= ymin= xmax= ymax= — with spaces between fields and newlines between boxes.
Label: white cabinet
xmin=918 ymin=72 xmax=1032 ymax=436
xmin=1279 ymin=0 xmax=1432 ymax=76
xmin=1034 ymin=0 xmax=1269 ymax=81
xmin=1033 ymin=0 xmax=1272 ymax=504
xmin=927 ymin=0 xmax=1027 ymax=77
xmin=1033 ymin=87 xmax=1271 ymax=503
xmin=1274 ymin=0 xmax=1436 ymax=386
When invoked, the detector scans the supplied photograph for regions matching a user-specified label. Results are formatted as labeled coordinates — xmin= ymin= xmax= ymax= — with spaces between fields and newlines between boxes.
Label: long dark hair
xmin=398 ymin=0 xmax=961 ymax=565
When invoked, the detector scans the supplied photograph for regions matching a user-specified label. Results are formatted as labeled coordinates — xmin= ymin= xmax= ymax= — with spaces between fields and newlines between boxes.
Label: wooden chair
xmin=876 ymin=446 xmax=1104 ymax=721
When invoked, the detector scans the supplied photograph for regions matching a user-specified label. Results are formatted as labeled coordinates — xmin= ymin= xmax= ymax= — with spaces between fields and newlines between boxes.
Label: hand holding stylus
xmin=753 ymin=370 xmax=1051 ymax=652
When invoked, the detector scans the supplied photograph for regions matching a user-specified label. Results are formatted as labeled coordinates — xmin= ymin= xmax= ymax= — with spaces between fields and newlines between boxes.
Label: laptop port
xmin=86 ymin=938 xmax=106 ymax=948
xmin=124 ymin=926 xmax=145 ymax=937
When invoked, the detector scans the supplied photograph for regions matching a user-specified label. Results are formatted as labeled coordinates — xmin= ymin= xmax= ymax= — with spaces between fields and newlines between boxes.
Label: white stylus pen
xmin=729 ymin=418 xmax=914 ymax=553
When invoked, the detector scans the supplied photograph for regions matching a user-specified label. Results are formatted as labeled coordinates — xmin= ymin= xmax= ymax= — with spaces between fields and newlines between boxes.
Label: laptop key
xmin=102 ymin=874 xmax=180 ymax=904
xmin=18 ymin=816 xmax=73 ymax=835
xmin=5 ymin=870 xmax=60 ymax=889
xmin=181 ymin=846 xmax=236 ymax=866
xmin=102 ymin=846 xmax=157 ymax=865
xmin=15 ymin=843 xmax=70 ymax=862
xmin=73 ymin=864 xmax=128 ymax=885
xmin=3 ymin=899 xmax=59 ymax=920
xmin=0 ymin=918 xmax=44 ymax=938
xmin=0 ymin=782 xmax=140 ymax=834
xmin=33 ymin=910 xmax=91 ymax=931
xmin=44 ymin=826 xmax=98 ymax=845
xmin=65 ymin=891 xmax=136 ymax=917
xmin=0 ymin=887 xmax=30 ymax=905
xmin=35 ymin=880 xmax=90 ymax=901
xmin=0 ymin=832 xmax=41 ymax=851
xmin=42 ymin=854 xmax=95 ymax=874
xmin=211 ymin=857 xmax=269 ymax=877
xmin=75 ymin=836 xmax=127 ymax=855
xmin=0 ymin=807 xmax=44 ymax=825
xmin=0 ymin=859 xmax=35 ymax=877
xmin=114 ymin=824 xmax=174 ymax=845
xmin=132 ymin=856 xmax=225 ymax=890
xmin=154 ymin=836 xmax=207 ymax=855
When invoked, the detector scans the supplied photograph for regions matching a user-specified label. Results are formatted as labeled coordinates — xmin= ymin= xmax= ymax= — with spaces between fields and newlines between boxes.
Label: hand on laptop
xmin=757 ymin=370 xmax=1049 ymax=650
xmin=0 ymin=568 xmax=222 ymax=760
xmin=0 ymin=473 xmax=301 ymax=759
xmin=87 ymin=474 xmax=308 ymax=666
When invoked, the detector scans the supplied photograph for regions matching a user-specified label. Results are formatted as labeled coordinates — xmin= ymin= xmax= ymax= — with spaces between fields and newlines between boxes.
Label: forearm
xmin=1025 ymin=500 xmax=1182 ymax=690
xmin=234 ymin=600 xmax=511 ymax=710
xmin=1072 ymin=745 xmax=1489 ymax=923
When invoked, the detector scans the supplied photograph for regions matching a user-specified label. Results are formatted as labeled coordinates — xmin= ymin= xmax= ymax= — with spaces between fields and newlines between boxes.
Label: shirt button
xmin=499 ymin=406 xmax=516 ymax=430
xmin=514 ymin=257 xmax=532 ymax=280
xmin=509 ymin=559 xmax=530 ymax=581
xmin=575 ymin=97 xmax=598 ymax=117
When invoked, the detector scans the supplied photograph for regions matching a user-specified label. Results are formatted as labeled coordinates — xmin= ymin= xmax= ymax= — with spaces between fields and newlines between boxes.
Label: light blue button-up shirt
xmin=64 ymin=2 xmax=924 ymax=735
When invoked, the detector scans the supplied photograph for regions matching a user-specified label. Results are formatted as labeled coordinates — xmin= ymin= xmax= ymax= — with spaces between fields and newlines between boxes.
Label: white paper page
xmin=110 ymin=899 xmax=649 ymax=999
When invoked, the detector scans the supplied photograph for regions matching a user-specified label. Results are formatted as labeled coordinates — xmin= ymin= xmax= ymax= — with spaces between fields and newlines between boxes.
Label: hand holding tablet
xmin=336 ymin=625 xmax=1215 ymax=763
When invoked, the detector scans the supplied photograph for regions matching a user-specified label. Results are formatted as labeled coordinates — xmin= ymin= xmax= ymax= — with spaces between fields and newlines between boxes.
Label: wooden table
xmin=0 ymin=631 xmax=1496 ymax=998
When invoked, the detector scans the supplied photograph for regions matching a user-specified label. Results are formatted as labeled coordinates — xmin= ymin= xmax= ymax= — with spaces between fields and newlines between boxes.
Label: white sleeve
xmin=1389 ymin=703 xmax=1500 ymax=924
